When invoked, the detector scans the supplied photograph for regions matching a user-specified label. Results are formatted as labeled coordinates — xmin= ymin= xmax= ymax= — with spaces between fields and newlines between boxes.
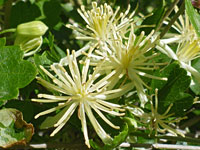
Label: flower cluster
xmin=157 ymin=6 xmax=200 ymax=83
xmin=32 ymin=2 xmax=197 ymax=148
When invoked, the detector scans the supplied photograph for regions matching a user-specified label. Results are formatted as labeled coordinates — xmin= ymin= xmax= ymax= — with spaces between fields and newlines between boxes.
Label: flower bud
xmin=16 ymin=21 xmax=48 ymax=37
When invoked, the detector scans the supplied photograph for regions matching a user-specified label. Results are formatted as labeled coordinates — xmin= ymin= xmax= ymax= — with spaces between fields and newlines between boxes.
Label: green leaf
xmin=0 ymin=108 xmax=34 ymax=148
xmin=151 ymin=63 xmax=192 ymax=115
xmin=151 ymin=63 xmax=176 ymax=92
xmin=42 ymin=0 xmax=61 ymax=28
xmin=170 ymin=93 xmax=193 ymax=115
xmin=10 ymin=1 xmax=41 ymax=28
xmin=110 ymin=123 xmax=128 ymax=148
xmin=34 ymin=52 xmax=52 ymax=82
xmin=185 ymin=0 xmax=200 ymax=37
xmin=0 ymin=37 xmax=6 ymax=46
xmin=191 ymin=58 xmax=200 ymax=95
xmin=158 ymin=63 xmax=191 ymax=104
xmin=0 ymin=0 xmax=6 ymax=6
xmin=158 ymin=64 xmax=192 ymax=115
xmin=90 ymin=123 xmax=129 ymax=150
xmin=44 ymin=32 xmax=66 ymax=62
xmin=34 ymin=52 xmax=52 ymax=69
xmin=0 ymin=46 xmax=37 ymax=101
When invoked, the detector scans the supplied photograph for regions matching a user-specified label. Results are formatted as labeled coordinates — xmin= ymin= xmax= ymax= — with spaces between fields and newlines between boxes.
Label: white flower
xmin=158 ymin=5 xmax=200 ymax=82
xmin=66 ymin=2 xmax=136 ymax=46
xmin=148 ymin=89 xmax=186 ymax=137
xmin=161 ymin=6 xmax=197 ymax=44
xmin=157 ymin=40 xmax=200 ymax=82
xmin=32 ymin=50 xmax=129 ymax=148
xmin=61 ymin=2 xmax=136 ymax=66
xmin=88 ymin=24 xmax=167 ymax=107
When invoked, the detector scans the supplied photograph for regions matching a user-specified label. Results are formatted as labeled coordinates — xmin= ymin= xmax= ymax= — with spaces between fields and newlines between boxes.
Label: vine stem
xmin=130 ymin=132 xmax=200 ymax=143
xmin=130 ymin=143 xmax=200 ymax=150
xmin=9 ymin=142 xmax=200 ymax=149
xmin=0 ymin=28 xmax=16 ymax=34
xmin=10 ymin=142 xmax=88 ymax=150
xmin=159 ymin=0 xmax=185 ymax=39
xmin=4 ymin=0 xmax=13 ymax=29
xmin=155 ymin=0 xmax=180 ymax=33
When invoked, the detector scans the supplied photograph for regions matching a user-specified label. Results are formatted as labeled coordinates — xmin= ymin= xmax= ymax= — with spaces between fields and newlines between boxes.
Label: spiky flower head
xmin=88 ymin=24 xmax=167 ymax=107
xmin=32 ymin=50 xmax=128 ymax=148
xmin=66 ymin=2 xmax=136 ymax=47
xmin=148 ymin=89 xmax=186 ymax=137
xmin=157 ymin=39 xmax=200 ymax=82
xmin=176 ymin=40 xmax=200 ymax=63
xmin=161 ymin=6 xmax=197 ymax=44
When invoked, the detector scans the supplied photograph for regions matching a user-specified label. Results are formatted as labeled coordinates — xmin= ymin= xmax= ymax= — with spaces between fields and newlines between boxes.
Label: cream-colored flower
xmin=88 ymin=24 xmax=167 ymax=107
xmin=176 ymin=40 xmax=200 ymax=63
xmin=157 ymin=5 xmax=200 ymax=81
xmin=157 ymin=40 xmax=200 ymax=82
xmin=32 ymin=50 xmax=129 ymax=148
xmin=148 ymin=89 xmax=186 ymax=137
xmin=161 ymin=6 xmax=197 ymax=44
xmin=66 ymin=2 xmax=136 ymax=47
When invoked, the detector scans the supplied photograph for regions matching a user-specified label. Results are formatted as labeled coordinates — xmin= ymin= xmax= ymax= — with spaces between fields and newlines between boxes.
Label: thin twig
xmin=130 ymin=132 xmax=200 ymax=144
xmin=130 ymin=143 xmax=200 ymax=150
xmin=4 ymin=0 xmax=13 ymax=29
xmin=8 ymin=142 xmax=88 ymax=150
xmin=155 ymin=0 xmax=180 ymax=33
xmin=153 ymin=143 xmax=200 ymax=150
xmin=159 ymin=0 xmax=185 ymax=39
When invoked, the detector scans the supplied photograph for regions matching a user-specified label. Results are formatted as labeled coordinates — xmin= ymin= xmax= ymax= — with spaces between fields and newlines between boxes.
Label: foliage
xmin=0 ymin=0 xmax=200 ymax=149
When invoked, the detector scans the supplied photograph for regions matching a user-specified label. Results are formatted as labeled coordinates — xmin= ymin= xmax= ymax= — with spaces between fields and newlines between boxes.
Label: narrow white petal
xmin=54 ymin=102 xmax=78 ymax=127
xmin=180 ymin=62 xmax=200 ymax=83
xmin=89 ymin=102 xmax=120 ymax=129
xmin=32 ymin=98 xmax=67 ymax=103
xmin=37 ymin=77 xmax=69 ymax=95
xmin=93 ymin=102 xmax=125 ymax=116
xmin=34 ymin=102 xmax=69 ymax=119
xmin=79 ymin=103 xmax=90 ymax=148
xmin=84 ymin=102 xmax=113 ymax=145
xmin=38 ymin=94 xmax=70 ymax=100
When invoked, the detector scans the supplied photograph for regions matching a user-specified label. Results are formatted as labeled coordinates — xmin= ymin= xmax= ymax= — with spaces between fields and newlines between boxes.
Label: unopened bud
xmin=16 ymin=21 xmax=48 ymax=37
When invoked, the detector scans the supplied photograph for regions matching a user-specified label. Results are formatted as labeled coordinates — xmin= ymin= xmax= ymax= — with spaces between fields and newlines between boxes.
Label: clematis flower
xmin=88 ymin=24 xmax=167 ymax=107
xmin=66 ymin=2 xmax=136 ymax=48
xmin=157 ymin=40 xmax=200 ymax=82
xmin=148 ymin=89 xmax=186 ymax=137
xmin=62 ymin=2 xmax=136 ymax=66
xmin=32 ymin=50 xmax=129 ymax=148
xmin=161 ymin=6 xmax=197 ymax=44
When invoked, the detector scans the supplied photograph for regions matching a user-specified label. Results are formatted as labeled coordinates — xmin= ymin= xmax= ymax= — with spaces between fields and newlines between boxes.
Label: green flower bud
xmin=15 ymin=35 xmax=43 ymax=57
xmin=16 ymin=21 xmax=48 ymax=37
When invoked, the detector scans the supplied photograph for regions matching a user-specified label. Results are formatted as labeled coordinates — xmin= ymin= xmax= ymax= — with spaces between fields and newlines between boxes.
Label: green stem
xmin=130 ymin=143 xmax=200 ymax=150
xmin=159 ymin=0 xmax=185 ymax=39
xmin=4 ymin=0 xmax=13 ymax=29
xmin=130 ymin=131 xmax=200 ymax=144
xmin=0 ymin=28 xmax=16 ymax=34
xmin=155 ymin=0 xmax=180 ymax=33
